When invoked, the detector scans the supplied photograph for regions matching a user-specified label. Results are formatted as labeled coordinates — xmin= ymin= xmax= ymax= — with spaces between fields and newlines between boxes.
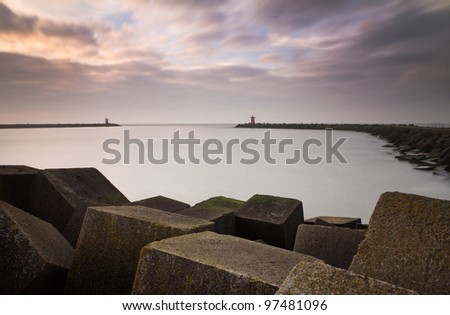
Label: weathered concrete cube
xmin=65 ymin=206 xmax=214 ymax=294
xmin=276 ymin=261 xmax=417 ymax=295
xmin=294 ymin=224 xmax=366 ymax=269
xmin=235 ymin=194 xmax=304 ymax=249
xmin=0 ymin=165 xmax=39 ymax=211
xmin=177 ymin=196 xmax=243 ymax=235
xmin=133 ymin=231 xmax=319 ymax=295
xmin=129 ymin=195 xmax=190 ymax=212
xmin=305 ymin=216 xmax=362 ymax=229
xmin=27 ymin=168 xmax=129 ymax=246
xmin=0 ymin=200 xmax=74 ymax=294
xmin=349 ymin=192 xmax=450 ymax=294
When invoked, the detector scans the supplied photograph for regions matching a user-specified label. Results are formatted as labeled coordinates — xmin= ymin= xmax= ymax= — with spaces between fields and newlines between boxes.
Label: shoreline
xmin=235 ymin=123 xmax=450 ymax=172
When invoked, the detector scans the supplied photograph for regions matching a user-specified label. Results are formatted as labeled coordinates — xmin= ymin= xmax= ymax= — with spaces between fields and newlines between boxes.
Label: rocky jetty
xmin=0 ymin=166 xmax=449 ymax=295
xmin=235 ymin=123 xmax=450 ymax=172
xmin=0 ymin=123 xmax=120 ymax=129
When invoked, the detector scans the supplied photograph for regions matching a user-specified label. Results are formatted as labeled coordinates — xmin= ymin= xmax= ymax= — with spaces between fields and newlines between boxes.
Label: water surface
xmin=1 ymin=124 xmax=449 ymax=223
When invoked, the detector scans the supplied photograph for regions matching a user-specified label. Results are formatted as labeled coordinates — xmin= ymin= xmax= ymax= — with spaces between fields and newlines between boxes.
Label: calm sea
xmin=1 ymin=124 xmax=449 ymax=223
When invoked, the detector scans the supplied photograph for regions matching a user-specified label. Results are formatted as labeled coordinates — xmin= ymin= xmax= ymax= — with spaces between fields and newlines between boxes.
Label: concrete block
xmin=305 ymin=216 xmax=361 ymax=229
xmin=294 ymin=224 xmax=366 ymax=269
xmin=129 ymin=195 xmax=189 ymax=212
xmin=235 ymin=194 xmax=304 ymax=249
xmin=0 ymin=200 xmax=74 ymax=294
xmin=27 ymin=168 xmax=129 ymax=246
xmin=0 ymin=165 xmax=39 ymax=211
xmin=276 ymin=261 xmax=417 ymax=295
xmin=356 ymin=223 xmax=368 ymax=230
xmin=314 ymin=218 xmax=335 ymax=227
xmin=177 ymin=196 xmax=244 ymax=235
xmin=133 ymin=231 xmax=319 ymax=295
xmin=349 ymin=192 xmax=450 ymax=294
xmin=65 ymin=206 xmax=214 ymax=294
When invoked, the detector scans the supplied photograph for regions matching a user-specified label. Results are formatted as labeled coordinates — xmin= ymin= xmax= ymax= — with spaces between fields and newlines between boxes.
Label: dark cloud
xmin=222 ymin=33 xmax=268 ymax=47
xmin=349 ymin=5 xmax=450 ymax=87
xmin=0 ymin=52 xmax=91 ymax=91
xmin=355 ymin=7 xmax=450 ymax=51
xmin=211 ymin=65 xmax=268 ymax=79
xmin=254 ymin=0 xmax=387 ymax=32
xmin=39 ymin=21 xmax=97 ymax=45
xmin=133 ymin=0 xmax=228 ymax=10
xmin=188 ymin=29 xmax=226 ymax=43
xmin=279 ymin=2 xmax=450 ymax=99
xmin=0 ymin=3 xmax=97 ymax=45
xmin=0 ymin=3 xmax=37 ymax=34
xmin=198 ymin=11 xmax=227 ymax=27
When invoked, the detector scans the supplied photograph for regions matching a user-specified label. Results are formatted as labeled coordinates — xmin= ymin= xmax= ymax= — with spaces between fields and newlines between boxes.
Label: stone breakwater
xmin=235 ymin=123 xmax=450 ymax=172
xmin=1 ymin=166 xmax=449 ymax=294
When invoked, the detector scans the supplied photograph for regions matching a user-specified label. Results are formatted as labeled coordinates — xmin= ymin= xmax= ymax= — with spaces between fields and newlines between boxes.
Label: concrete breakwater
xmin=235 ymin=123 xmax=450 ymax=172
xmin=1 ymin=166 xmax=449 ymax=294
xmin=0 ymin=123 xmax=120 ymax=129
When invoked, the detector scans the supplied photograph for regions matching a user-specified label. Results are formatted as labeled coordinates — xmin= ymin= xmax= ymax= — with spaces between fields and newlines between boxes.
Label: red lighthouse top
xmin=250 ymin=115 xmax=255 ymax=124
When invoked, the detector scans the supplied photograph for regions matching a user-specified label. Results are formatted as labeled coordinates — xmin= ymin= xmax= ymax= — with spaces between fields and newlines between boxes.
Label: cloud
xmin=258 ymin=2 xmax=450 ymax=97
xmin=222 ymin=33 xmax=268 ymax=47
xmin=0 ymin=52 xmax=95 ymax=92
xmin=193 ymin=65 xmax=269 ymax=84
xmin=346 ymin=5 xmax=450 ymax=88
xmin=130 ymin=0 xmax=228 ymax=10
xmin=1 ymin=0 xmax=450 ymax=124
xmin=0 ymin=2 xmax=37 ymax=34
xmin=252 ymin=0 xmax=388 ymax=33
xmin=186 ymin=29 xmax=227 ymax=46
xmin=0 ymin=3 xmax=98 ymax=46
xmin=355 ymin=7 xmax=450 ymax=51
xmin=39 ymin=21 xmax=97 ymax=45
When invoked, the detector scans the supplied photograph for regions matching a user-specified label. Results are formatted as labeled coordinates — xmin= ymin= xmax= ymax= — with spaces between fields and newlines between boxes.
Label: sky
xmin=0 ymin=0 xmax=449 ymax=124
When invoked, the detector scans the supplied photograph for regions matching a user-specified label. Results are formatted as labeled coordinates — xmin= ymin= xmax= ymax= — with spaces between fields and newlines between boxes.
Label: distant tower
xmin=105 ymin=118 xmax=109 ymax=125
xmin=250 ymin=115 xmax=255 ymax=124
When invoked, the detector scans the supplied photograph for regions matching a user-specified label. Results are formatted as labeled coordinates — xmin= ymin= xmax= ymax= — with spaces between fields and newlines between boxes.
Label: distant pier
xmin=0 ymin=123 xmax=120 ymax=129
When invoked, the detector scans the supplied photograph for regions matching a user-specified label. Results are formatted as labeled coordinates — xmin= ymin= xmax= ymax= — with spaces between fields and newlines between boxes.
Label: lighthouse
xmin=250 ymin=115 xmax=255 ymax=125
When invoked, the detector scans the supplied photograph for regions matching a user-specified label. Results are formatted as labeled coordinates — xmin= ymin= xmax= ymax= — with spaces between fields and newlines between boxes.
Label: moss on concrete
xmin=193 ymin=196 xmax=244 ymax=211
